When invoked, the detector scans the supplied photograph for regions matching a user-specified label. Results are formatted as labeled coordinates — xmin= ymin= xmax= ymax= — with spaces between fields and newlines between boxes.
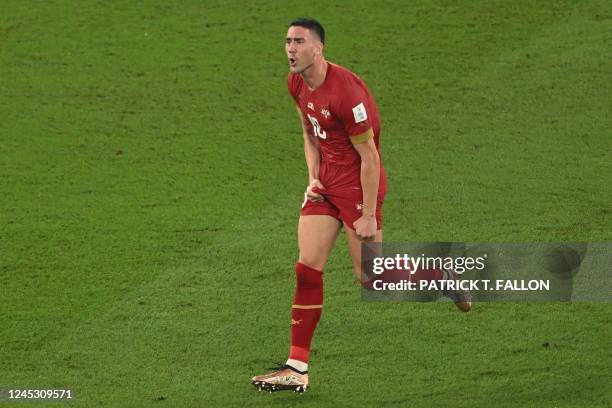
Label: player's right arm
xmin=297 ymin=106 xmax=325 ymax=202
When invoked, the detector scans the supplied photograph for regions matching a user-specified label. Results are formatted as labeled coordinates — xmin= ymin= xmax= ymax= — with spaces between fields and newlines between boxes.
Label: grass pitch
xmin=1 ymin=1 xmax=611 ymax=407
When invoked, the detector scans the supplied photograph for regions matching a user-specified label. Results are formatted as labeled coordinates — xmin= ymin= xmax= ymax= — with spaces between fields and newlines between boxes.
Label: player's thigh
xmin=298 ymin=215 xmax=342 ymax=271
xmin=345 ymin=226 xmax=383 ymax=280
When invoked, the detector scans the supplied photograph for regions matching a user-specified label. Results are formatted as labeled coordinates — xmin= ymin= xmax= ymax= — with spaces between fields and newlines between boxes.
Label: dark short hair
xmin=289 ymin=17 xmax=325 ymax=44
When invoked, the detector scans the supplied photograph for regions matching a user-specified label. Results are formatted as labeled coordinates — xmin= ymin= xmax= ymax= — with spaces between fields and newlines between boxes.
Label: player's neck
xmin=302 ymin=59 xmax=328 ymax=91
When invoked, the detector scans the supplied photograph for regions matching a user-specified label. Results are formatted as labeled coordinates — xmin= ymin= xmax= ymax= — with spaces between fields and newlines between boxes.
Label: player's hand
xmin=354 ymin=215 xmax=377 ymax=241
xmin=306 ymin=179 xmax=326 ymax=202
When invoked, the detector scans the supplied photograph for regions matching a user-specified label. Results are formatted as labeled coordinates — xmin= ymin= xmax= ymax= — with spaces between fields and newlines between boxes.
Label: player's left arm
xmin=351 ymin=128 xmax=379 ymax=240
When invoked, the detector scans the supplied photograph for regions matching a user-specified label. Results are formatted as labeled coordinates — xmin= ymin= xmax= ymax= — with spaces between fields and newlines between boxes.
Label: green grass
xmin=1 ymin=0 xmax=611 ymax=406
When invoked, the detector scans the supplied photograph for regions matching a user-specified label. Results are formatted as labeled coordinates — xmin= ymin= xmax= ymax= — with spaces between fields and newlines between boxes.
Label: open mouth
xmin=289 ymin=57 xmax=296 ymax=67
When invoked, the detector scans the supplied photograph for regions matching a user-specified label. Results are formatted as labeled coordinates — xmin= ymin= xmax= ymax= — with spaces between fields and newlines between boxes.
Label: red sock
xmin=409 ymin=266 xmax=444 ymax=283
xmin=289 ymin=262 xmax=323 ymax=364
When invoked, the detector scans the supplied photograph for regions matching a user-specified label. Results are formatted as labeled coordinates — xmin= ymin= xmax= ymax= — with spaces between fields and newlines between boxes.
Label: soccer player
xmin=251 ymin=17 xmax=470 ymax=394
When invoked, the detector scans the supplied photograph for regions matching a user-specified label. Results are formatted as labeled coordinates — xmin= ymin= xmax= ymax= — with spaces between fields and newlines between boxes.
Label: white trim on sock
xmin=286 ymin=358 xmax=308 ymax=372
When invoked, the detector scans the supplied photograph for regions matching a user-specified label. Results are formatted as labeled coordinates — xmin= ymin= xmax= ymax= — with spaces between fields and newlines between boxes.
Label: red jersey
xmin=288 ymin=62 xmax=387 ymax=196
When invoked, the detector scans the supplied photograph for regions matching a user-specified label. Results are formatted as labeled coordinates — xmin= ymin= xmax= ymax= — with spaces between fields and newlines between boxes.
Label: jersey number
xmin=307 ymin=114 xmax=327 ymax=140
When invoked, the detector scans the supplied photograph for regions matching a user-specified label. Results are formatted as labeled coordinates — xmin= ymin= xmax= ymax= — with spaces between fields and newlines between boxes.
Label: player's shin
xmin=288 ymin=262 xmax=323 ymax=371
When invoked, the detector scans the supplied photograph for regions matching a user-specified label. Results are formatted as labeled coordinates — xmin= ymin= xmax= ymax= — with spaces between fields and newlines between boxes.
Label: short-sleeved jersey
xmin=288 ymin=62 xmax=387 ymax=196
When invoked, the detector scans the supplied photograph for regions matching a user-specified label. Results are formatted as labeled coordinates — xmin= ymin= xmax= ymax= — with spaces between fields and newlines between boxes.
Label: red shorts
xmin=300 ymin=190 xmax=385 ymax=230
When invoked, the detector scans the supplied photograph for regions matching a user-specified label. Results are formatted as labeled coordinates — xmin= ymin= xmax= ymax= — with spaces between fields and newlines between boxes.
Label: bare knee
xmin=297 ymin=256 xmax=326 ymax=272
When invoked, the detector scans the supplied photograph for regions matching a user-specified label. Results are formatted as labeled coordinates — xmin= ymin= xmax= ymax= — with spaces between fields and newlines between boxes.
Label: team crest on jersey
xmin=307 ymin=102 xmax=314 ymax=111
xmin=321 ymin=108 xmax=331 ymax=119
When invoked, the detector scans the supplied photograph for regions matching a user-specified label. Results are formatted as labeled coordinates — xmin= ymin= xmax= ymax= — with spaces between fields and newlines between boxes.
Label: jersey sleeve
xmin=336 ymin=79 xmax=373 ymax=138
